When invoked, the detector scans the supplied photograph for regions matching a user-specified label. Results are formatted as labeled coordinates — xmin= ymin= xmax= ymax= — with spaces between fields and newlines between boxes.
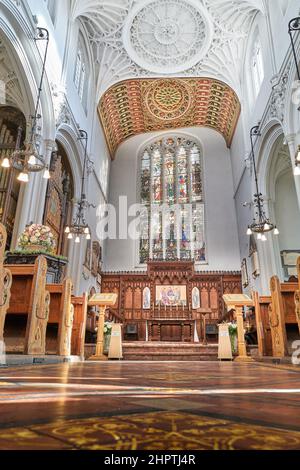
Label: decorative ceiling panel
xmin=98 ymin=78 xmax=241 ymax=158
xmin=72 ymin=0 xmax=264 ymax=98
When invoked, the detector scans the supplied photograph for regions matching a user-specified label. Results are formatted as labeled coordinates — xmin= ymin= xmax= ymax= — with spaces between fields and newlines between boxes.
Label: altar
xmin=146 ymin=319 xmax=199 ymax=342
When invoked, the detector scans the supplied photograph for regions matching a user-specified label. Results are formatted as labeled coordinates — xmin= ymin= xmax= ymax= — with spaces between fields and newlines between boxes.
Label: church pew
xmin=252 ymin=292 xmax=273 ymax=357
xmin=269 ymin=276 xmax=300 ymax=357
xmin=71 ymin=293 xmax=88 ymax=358
xmin=5 ymin=256 xmax=50 ymax=355
xmin=46 ymin=278 xmax=74 ymax=356
xmin=0 ymin=223 xmax=12 ymax=350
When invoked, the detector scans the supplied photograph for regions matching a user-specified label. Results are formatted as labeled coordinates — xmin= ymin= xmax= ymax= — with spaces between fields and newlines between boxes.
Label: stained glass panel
xmin=139 ymin=136 xmax=206 ymax=264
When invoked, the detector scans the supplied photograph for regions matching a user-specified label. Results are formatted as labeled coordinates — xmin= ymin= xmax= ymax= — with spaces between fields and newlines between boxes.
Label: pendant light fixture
xmin=1 ymin=28 xmax=51 ymax=181
xmin=247 ymin=125 xmax=279 ymax=240
xmin=64 ymin=130 xmax=91 ymax=243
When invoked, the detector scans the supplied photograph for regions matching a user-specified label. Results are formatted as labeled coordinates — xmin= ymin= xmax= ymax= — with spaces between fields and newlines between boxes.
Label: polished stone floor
xmin=0 ymin=361 xmax=300 ymax=450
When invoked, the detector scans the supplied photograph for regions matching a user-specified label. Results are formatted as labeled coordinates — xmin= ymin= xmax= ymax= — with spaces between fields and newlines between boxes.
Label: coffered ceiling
xmin=98 ymin=77 xmax=241 ymax=158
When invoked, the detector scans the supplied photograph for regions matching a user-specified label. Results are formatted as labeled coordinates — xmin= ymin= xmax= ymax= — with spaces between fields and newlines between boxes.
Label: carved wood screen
xmin=102 ymin=262 xmax=242 ymax=341
xmin=0 ymin=106 xmax=26 ymax=248
xmin=43 ymin=142 xmax=74 ymax=255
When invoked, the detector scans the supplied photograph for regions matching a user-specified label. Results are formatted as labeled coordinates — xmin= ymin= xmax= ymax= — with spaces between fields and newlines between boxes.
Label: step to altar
xmin=122 ymin=342 xmax=218 ymax=361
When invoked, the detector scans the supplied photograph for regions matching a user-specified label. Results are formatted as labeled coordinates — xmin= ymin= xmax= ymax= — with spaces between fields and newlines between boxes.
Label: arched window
xmin=251 ymin=38 xmax=264 ymax=99
xmin=139 ymin=136 xmax=206 ymax=264
xmin=74 ymin=33 xmax=89 ymax=109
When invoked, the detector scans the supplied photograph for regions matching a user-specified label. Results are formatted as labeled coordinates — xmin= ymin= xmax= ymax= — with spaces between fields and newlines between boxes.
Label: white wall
xmin=105 ymin=127 xmax=241 ymax=273
xmin=275 ymin=171 xmax=300 ymax=251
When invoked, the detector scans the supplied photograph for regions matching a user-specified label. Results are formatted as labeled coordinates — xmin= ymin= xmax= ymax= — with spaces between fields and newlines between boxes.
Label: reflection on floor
xmin=0 ymin=361 xmax=300 ymax=450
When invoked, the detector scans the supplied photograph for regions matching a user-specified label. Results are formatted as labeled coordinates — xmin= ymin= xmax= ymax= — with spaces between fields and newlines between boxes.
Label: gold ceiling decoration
xmin=98 ymin=78 xmax=241 ymax=159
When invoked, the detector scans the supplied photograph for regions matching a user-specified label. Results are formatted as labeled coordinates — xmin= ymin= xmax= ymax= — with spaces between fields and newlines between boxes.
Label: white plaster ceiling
xmin=71 ymin=0 xmax=265 ymax=98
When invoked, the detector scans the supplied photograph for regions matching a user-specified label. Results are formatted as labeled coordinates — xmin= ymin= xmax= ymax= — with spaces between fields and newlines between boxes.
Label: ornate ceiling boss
xmin=122 ymin=0 xmax=213 ymax=74
xmin=98 ymin=78 xmax=241 ymax=158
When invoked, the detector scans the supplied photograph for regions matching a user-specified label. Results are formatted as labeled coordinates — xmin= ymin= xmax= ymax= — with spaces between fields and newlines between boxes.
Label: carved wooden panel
xmin=102 ymin=262 xmax=242 ymax=341
xmin=269 ymin=276 xmax=288 ymax=358
xmin=57 ymin=278 xmax=74 ymax=356
xmin=24 ymin=256 xmax=50 ymax=355
xmin=0 ymin=223 xmax=12 ymax=342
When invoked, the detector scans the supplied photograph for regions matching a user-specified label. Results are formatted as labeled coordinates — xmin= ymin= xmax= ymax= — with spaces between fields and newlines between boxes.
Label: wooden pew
xmin=5 ymin=256 xmax=50 ymax=355
xmin=71 ymin=293 xmax=88 ymax=358
xmin=253 ymin=269 xmax=300 ymax=358
xmin=252 ymin=292 xmax=273 ymax=357
xmin=46 ymin=278 xmax=74 ymax=356
xmin=0 ymin=223 xmax=12 ymax=347
xmin=294 ymin=257 xmax=300 ymax=334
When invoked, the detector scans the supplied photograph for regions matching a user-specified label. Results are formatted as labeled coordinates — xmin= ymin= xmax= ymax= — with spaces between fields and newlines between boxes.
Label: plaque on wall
xmin=241 ymin=258 xmax=249 ymax=288
xmin=281 ymin=250 xmax=300 ymax=279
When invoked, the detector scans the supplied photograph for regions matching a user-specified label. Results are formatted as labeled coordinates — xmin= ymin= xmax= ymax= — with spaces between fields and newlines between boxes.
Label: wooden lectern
xmin=223 ymin=294 xmax=254 ymax=362
xmin=88 ymin=293 xmax=118 ymax=361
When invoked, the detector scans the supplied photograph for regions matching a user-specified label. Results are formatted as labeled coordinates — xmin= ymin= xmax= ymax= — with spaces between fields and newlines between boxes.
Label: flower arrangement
xmin=228 ymin=322 xmax=238 ymax=353
xmin=104 ymin=322 xmax=113 ymax=336
xmin=18 ymin=224 xmax=56 ymax=254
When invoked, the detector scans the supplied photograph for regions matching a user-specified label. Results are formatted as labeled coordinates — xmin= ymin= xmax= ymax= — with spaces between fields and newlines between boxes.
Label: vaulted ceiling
xmin=99 ymin=77 xmax=241 ymax=158
xmin=71 ymin=0 xmax=265 ymax=98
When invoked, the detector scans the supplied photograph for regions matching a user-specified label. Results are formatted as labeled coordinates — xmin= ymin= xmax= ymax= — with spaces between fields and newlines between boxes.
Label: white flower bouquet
xmin=18 ymin=224 xmax=56 ymax=254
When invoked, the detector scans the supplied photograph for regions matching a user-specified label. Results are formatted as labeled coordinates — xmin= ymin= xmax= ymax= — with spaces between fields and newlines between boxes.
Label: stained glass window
xmin=139 ymin=136 xmax=206 ymax=264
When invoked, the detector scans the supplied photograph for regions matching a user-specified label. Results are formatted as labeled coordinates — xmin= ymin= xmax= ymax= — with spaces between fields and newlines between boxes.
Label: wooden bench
xmin=253 ymin=260 xmax=300 ymax=358
xmin=71 ymin=294 xmax=88 ymax=358
xmin=46 ymin=279 xmax=74 ymax=356
xmin=5 ymin=256 xmax=50 ymax=355
xmin=0 ymin=223 xmax=12 ymax=348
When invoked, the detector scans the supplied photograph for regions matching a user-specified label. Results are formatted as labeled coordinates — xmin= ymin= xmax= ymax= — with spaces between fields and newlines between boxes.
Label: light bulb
xmin=294 ymin=166 xmax=300 ymax=176
xmin=65 ymin=227 xmax=70 ymax=234
xmin=264 ymin=223 xmax=270 ymax=231
xmin=257 ymin=233 xmax=262 ymax=240
xmin=247 ymin=227 xmax=252 ymax=236
xmin=28 ymin=154 xmax=37 ymax=165
xmin=261 ymin=234 xmax=267 ymax=242
xmin=43 ymin=168 xmax=50 ymax=179
xmin=274 ymin=227 xmax=279 ymax=235
xmin=75 ymin=236 xmax=80 ymax=244
xmin=86 ymin=233 xmax=91 ymax=240
xmin=84 ymin=227 xmax=90 ymax=234
xmin=1 ymin=158 xmax=10 ymax=168
xmin=17 ymin=172 xmax=29 ymax=183
xmin=67 ymin=233 xmax=73 ymax=240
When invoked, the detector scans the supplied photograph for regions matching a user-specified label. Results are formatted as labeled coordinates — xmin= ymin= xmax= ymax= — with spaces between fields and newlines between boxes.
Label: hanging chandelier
xmin=64 ymin=130 xmax=91 ymax=244
xmin=247 ymin=125 xmax=279 ymax=241
xmin=1 ymin=28 xmax=50 ymax=182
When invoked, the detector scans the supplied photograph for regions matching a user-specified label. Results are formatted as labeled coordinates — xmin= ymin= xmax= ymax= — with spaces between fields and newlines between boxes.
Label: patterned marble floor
xmin=0 ymin=361 xmax=300 ymax=450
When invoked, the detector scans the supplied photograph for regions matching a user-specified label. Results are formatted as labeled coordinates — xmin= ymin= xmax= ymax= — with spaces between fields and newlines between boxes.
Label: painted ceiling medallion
xmin=146 ymin=80 xmax=191 ymax=120
xmin=98 ymin=78 xmax=241 ymax=158
xmin=123 ymin=0 xmax=213 ymax=74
